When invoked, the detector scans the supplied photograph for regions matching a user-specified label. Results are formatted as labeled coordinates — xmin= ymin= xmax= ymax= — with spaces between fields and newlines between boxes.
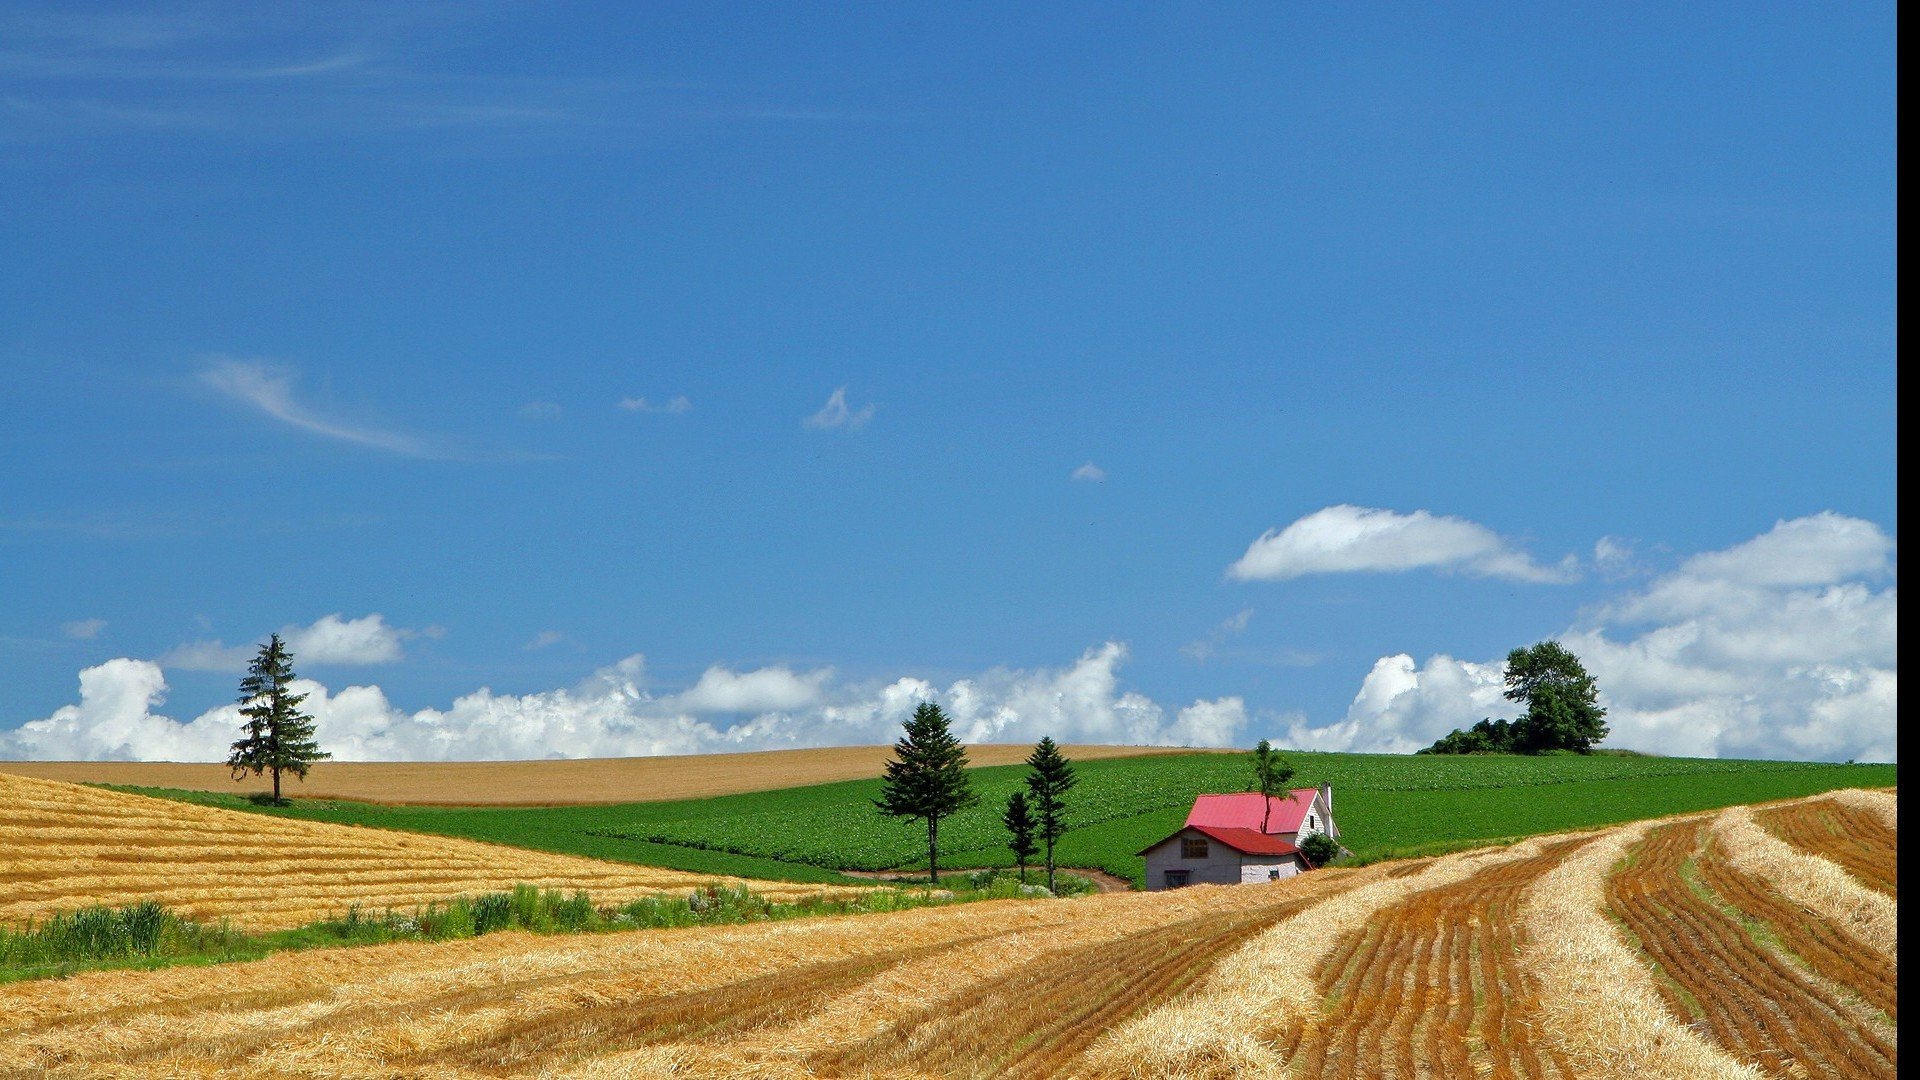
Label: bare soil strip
xmin=1607 ymin=820 xmax=1896 ymax=1079
xmin=0 ymin=744 xmax=1216 ymax=806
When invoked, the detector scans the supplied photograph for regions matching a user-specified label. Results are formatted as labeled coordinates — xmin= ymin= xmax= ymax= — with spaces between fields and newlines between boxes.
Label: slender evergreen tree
xmin=1023 ymin=736 xmax=1076 ymax=894
xmin=1250 ymin=739 xmax=1296 ymax=832
xmin=874 ymin=703 xmax=977 ymax=885
xmin=227 ymin=634 xmax=330 ymax=803
xmin=1002 ymin=791 xmax=1039 ymax=885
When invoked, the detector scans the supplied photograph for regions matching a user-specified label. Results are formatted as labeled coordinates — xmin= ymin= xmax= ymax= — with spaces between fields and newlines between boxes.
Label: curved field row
xmin=0 ymin=774 xmax=861 ymax=929
xmin=1757 ymin=798 xmax=1898 ymax=897
xmin=1285 ymin=836 xmax=1587 ymax=1078
xmin=1606 ymin=818 xmax=1896 ymax=1078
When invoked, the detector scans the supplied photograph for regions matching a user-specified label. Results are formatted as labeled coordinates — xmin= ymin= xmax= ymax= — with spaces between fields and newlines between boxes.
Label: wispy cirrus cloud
xmin=200 ymin=358 xmax=445 ymax=458
xmin=1071 ymin=462 xmax=1107 ymax=483
xmin=804 ymin=387 xmax=875 ymax=431
xmin=618 ymin=395 xmax=692 ymax=414
xmin=61 ymin=618 xmax=107 ymax=640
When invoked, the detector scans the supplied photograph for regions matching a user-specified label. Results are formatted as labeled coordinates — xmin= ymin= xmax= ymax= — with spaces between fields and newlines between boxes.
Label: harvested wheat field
xmin=0 ymin=744 xmax=1212 ymax=806
xmin=0 ymin=788 xmax=1895 ymax=1079
xmin=0 ymin=774 xmax=862 ymax=930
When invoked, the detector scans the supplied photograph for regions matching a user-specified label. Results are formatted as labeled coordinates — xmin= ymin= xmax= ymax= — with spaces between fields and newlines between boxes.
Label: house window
xmin=1164 ymin=870 xmax=1191 ymax=888
xmin=1268 ymin=869 xmax=1281 ymax=881
xmin=1306 ymin=814 xmax=1317 ymax=830
xmin=1181 ymin=837 xmax=1209 ymax=859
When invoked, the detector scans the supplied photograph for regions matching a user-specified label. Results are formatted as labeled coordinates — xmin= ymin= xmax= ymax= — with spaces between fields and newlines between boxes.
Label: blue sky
xmin=0 ymin=4 xmax=1897 ymax=762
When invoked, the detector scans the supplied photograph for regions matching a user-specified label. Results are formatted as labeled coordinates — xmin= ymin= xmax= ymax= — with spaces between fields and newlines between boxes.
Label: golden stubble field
xmin=0 ymin=744 xmax=1218 ymax=805
xmin=0 ymin=774 xmax=863 ymax=930
xmin=0 ymin=778 xmax=1896 ymax=1079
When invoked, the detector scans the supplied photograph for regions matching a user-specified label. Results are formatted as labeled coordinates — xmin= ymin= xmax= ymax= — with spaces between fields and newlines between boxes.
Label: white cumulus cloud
xmin=1 ymin=642 xmax=1245 ymax=762
xmin=1071 ymin=462 xmax=1107 ymax=483
xmin=161 ymin=613 xmax=421 ymax=671
xmin=1284 ymin=513 xmax=1897 ymax=761
xmin=1228 ymin=505 xmax=1576 ymax=584
xmin=667 ymin=665 xmax=833 ymax=714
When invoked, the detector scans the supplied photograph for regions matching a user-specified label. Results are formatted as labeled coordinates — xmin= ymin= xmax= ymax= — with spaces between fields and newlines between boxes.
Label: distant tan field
xmin=0 ymin=774 xmax=862 ymax=930
xmin=0 ymin=744 xmax=1216 ymax=806
xmin=0 ymin=788 xmax=1895 ymax=1078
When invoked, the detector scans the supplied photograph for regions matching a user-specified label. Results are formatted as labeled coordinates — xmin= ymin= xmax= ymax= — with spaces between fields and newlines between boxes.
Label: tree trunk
xmin=927 ymin=816 xmax=940 ymax=885
xmin=1045 ymin=837 xmax=1056 ymax=894
xmin=272 ymin=766 xmax=282 ymax=803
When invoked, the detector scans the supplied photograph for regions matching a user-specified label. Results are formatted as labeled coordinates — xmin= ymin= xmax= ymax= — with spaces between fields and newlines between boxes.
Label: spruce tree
xmin=1023 ymin=736 xmax=1076 ymax=894
xmin=874 ymin=702 xmax=977 ymax=885
xmin=1250 ymin=739 xmax=1296 ymax=832
xmin=1002 ymin=791 xmax=1039 ymax=885
xmin=227 ymin=634 xmax=330 ymax=803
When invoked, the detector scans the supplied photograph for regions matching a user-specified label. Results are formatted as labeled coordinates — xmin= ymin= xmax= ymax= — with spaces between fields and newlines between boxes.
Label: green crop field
xmin=119 ymin=750 xmax=1896 ymax=887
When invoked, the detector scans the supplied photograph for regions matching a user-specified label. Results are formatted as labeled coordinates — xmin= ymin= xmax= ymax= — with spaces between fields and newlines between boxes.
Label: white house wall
xmin=1239 ymin=858 xmax=1303 ymax=883
xmin=1141 ymin=831 xmax=1245 ymax=890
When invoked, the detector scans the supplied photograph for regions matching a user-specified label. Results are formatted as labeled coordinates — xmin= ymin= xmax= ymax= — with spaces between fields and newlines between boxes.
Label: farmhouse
xmin=1139 ymin=783 xmax=1337 ymax=890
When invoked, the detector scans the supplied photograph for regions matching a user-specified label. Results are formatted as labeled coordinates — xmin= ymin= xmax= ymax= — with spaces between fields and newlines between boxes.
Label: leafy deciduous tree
xmin=874 ymin=702 xmax=978 ymax=885
xmin=227 ymin=634 xmax=331 ymax=803
xmin=1249 ymin=739 xmax=1295 ymax=831
xmin=1421 ymin=640 xmax=1609 ymax=755
xmin=1300 ymin=831 xmax=1340 ymax=868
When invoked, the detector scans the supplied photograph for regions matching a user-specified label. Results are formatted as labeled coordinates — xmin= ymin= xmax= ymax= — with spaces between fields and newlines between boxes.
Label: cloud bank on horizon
xmin=1284 ymin=512 xmax=1896 ymax=762
xmin=1 ymin=513 xmax=1894 ymax=764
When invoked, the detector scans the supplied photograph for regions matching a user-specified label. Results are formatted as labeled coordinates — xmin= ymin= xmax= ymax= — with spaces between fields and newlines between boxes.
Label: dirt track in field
xmin=0 ymin=744 xmax=1222 ymax=806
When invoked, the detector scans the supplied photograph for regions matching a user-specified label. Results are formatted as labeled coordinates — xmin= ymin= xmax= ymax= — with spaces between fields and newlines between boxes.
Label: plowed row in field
xmin=0 ymin=774 xmax=859 ymax=929
xmin=0 ymin=787 xmax=1896 ymax=1078
xmin=1285 ymin=837 xmax=1586 ymax=1079
xmin=1607 ymin=818 xmax=1896 ymax=1078
xmin=1758 ymin=797 xmax=1898 ymax=897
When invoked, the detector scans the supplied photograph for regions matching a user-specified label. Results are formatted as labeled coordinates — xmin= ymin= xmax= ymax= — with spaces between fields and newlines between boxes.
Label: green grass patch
xmin=118 ymin=751 xmax=1895 ymax=888
xmin=0 ymin=878 xmax=1040 ymax=986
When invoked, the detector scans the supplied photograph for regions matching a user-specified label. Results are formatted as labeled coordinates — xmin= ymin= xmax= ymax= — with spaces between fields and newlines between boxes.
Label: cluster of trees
xmin=873 ymin=703 xmax=1078 ymax=891
xmin=1422 ymin=640 xmax=1608 ymax=755
xmin=878 ymin=708 xmax=1346 ymax=886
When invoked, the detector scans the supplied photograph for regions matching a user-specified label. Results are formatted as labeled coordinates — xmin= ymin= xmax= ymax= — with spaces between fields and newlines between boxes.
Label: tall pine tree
xmin=1002 ymin=791 xmax=1039 ymax=886
xmin=874 ymin=702 xmax=977 ymax=885
xmin=1024 ymin=736 xmax=1076 ymax=894
xmin=227 ymin=634 xmax=330 ymax=803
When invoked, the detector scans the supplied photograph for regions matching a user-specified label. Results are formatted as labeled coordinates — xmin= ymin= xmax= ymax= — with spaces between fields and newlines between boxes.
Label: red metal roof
xmin=1136 ymin=823 xmax=1304 ymax=857
xmin=1185 ymin=789 xmax=1321 ymax=834
xmin=1185 ymin=824 xmax=1300 ymax=856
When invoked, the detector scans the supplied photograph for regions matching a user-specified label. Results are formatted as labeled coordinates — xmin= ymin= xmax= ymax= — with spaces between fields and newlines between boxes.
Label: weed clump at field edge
xmin=0 ymin=878 xmax=1040 ymax=985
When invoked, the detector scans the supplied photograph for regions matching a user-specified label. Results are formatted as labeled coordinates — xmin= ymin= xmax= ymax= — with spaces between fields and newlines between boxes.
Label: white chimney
xmin=1319 ymin=782 xmax=1332 ymax=812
